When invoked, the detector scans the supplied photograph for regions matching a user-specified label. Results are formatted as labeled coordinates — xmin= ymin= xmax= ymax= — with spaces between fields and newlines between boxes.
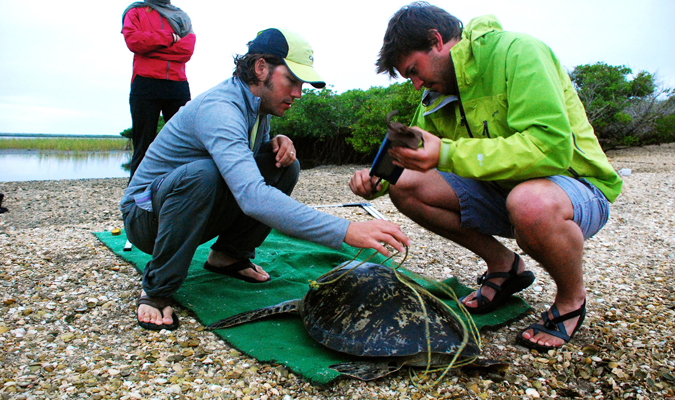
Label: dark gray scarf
xmin=122 ymin=0 xmax=193 ymax=37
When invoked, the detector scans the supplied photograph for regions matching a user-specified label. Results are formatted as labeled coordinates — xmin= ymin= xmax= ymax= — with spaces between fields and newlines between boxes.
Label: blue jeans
xmin=123 ymin=144 xmax=300 ymax=297
xmin=438 ymin=173 xmax=610 ymax=240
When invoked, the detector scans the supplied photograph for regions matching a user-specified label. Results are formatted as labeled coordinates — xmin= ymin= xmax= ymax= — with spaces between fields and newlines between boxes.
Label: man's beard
xmin=439 ymin=55 xmax=459 ymax=96
xmin=259 ymin=71 xmax=286 ymax=117
xmin=263 ymin=70 xmax=275 ymax=90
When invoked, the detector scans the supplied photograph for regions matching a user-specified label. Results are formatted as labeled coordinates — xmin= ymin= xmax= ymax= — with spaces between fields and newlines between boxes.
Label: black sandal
xmin=516 ymin=299 xmax=586 ymax=352
xmin=137 ymin=294 xmax=180 ymax=331
xmin=203 ymin=260 xmax=269 ymax=283
xmin=460 ymin=253 xmax=535 ymax=314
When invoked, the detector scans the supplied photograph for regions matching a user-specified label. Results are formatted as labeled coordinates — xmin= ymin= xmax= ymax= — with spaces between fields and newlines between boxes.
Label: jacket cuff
xmin=164 ymin=31 xmax=175 ymax=46
xmin=438 ymin=139 xmax=454 ymax=172
xmin=371 ymin=180 xmax=390 ymax=199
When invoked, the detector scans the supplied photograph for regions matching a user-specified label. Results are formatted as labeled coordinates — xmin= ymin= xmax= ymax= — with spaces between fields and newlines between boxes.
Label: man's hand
xmin=344 ymin=220 xmax=410 ymax=257
xmin=389 ymin=128 xmax=440 ymax=172
xmin=349 ymin=168 xmax=381 ymax=200
xmin=271 ymin=135 xmax=296 ymax=168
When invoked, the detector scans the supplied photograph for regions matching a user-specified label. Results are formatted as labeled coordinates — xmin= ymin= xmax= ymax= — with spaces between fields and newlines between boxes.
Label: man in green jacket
xmin=350 ymin=2 xmax=622 ymax=351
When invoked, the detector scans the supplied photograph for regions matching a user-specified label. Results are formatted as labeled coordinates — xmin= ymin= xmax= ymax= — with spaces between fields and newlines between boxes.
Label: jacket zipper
xmin=571 ymin=132 xmax=585 ymax=154
xmin=448 ymin=54 xmax=473 ymax=138
xmin=567 ymin=132 xmax=583 ymax=178
xmin=160 ymin=15 xmax=171 ymax=79
xmin=458 ymin=102 xmax=473 ymax=138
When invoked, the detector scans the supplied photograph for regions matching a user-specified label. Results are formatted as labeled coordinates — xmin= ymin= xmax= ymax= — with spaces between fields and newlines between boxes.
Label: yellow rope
xmin=307 ymin=245 xmax=481 ymax=387
xmin=390 ymin=264 xmax=434 ymax=379
xmin=389 ymin=250 xmax=482 ymax=384
xmin=400 ymin=269 xmax=481 ymax=388
xmin=308 ymin=246 xmax=399 ymax=288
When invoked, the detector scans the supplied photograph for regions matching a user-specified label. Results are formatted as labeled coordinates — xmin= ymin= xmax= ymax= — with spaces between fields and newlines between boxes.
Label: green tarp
xmin=95 ymin=230 xmax=530 ymax=385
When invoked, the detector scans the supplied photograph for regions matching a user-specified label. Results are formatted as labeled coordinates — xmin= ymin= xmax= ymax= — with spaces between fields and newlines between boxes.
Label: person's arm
xmin=437 ymin=39 xmax=574 ymax=181
xmin=349 ymin=169 xmax=384 ymax=200
xmin=345 ymin=220 xmax=409 ymax=256
xmin=193 ymin=94 xmax=408 ymax=256
xmin=194 ymin=96 xmax=348 ymax=249
xmin=396 ymin=38 xmax=575 ymax=182
xmin=122 ymin=7 xmax=175 ymax=55
xmin=144 ymin=32 xmax=196 ymax=63
xmin=388 ymin=129 xmax=440 ymax=172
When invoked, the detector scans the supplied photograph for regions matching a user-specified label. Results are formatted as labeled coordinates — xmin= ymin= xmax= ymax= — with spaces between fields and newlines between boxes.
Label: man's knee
xmin=257 ymin=154 xmax=299 ymax=194
xmin=277 ymin=159 xmax=300 ymax=193
xmin=507 ymin=180 xmax=571 ymax=229
xmin=183 ymin=159 xmax=220 ymax=183
xmin=163 ymin=160 xmax=226 ymax=206
xmin=388 ymin=172 xmax=423 ymax=211
xmin=123 ymin=206 xmax=157 ymax=255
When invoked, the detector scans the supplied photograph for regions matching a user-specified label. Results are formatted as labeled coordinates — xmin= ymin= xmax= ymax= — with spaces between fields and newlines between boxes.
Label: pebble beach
xmin=0 ymin=144 xmax=674 ymax=399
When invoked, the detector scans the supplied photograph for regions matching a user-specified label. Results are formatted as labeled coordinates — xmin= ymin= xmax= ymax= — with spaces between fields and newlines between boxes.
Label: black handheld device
xmin=369 ymin=110 xmax=422 ymax=185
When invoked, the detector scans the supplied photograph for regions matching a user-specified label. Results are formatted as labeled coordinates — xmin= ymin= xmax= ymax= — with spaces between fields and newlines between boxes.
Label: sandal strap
xmin=225 ymin=260 xmax=258 ymax=273
xmin=138 ymin=294 xmax=172 ymax=310
xmin=474 ymin=287 xmax=489 ymax=307
xmin=527 ymin=320 xmax=572 ymax=342
xmin=509 ymin=253 xmax=521 ymax=277
xmin=547 ymin=302 xmax=586 ymax=326
xmin=474 ymin=253 xmax=524 ymax=306
xmin=466 ymin=253 xmax=535 ymax=314
xmin=477 ymin=253 xmax=521 ymax=286
xmin=477 ymin=271 xmax=510 ymax=286
xmin=542 ymin=300 xmax=587 ymax=336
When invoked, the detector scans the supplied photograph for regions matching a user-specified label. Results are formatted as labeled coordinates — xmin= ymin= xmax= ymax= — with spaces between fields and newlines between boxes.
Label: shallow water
xmin=0 ymin=150 xmax=131 ymax=182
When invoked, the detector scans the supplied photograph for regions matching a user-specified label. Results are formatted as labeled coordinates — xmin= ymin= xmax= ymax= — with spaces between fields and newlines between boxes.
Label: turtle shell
xmin=301 ymin=261 xmax=480 ymax=358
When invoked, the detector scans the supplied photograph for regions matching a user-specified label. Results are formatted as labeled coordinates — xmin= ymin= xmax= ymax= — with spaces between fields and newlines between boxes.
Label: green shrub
xmin=120 ymin=116 xmax=166 ymax=140
xmin=570 ymin=62 xmax=674 ymax=149
xmin=271 ymin=81 xmax=422 ymax=166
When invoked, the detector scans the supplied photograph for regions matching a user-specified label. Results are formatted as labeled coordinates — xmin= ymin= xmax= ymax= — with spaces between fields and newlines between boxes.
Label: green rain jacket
xmin=410 ymin=15 xmax=622 ymax=202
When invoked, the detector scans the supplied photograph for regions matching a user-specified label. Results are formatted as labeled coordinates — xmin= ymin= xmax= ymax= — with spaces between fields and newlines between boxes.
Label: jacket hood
xmin=421 ymin=15 xmax=504 ymax=114
xmin=450 ymin=15 xmax=503 ymax=91
xmin=462 ymin=14 xmax=503 ymax=41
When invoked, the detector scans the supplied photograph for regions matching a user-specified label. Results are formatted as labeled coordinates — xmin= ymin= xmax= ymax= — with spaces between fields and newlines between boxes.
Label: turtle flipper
xmin=207 ymin=299 xmax=300 ymax=330
xmin=329 ymin=360 xmax=405 ymax=381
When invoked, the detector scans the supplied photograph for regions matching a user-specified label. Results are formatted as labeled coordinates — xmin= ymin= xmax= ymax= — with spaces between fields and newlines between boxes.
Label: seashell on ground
xmin=0 ymin=143 xmax=674 ymax=398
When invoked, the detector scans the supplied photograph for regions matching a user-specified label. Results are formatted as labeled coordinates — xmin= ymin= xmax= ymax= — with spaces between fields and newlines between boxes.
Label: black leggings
xmin=128 ymin=96 xmax=189 ymax=180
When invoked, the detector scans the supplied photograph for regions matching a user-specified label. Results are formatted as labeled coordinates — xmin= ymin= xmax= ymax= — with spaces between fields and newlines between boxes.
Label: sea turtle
xmin=207 ymin=260 xmax=481 ymax=381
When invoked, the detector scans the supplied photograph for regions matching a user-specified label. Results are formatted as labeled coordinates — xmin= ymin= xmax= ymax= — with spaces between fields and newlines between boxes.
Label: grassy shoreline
xmin=0 ymin=137 xmax=129 ymax=151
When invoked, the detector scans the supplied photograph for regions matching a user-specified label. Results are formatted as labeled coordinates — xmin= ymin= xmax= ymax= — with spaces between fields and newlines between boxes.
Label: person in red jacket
xmin=122 ymin=0 xmax=196 ymax=180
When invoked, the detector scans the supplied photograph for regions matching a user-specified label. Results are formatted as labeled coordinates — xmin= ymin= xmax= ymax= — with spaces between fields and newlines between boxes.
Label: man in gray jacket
xmin=121 ymin=28 xmax=410 ymax=331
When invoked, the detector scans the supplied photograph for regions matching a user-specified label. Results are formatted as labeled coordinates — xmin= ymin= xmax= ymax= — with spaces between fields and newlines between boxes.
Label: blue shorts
xmin=439 ymin=173 xmax=610 ymax=240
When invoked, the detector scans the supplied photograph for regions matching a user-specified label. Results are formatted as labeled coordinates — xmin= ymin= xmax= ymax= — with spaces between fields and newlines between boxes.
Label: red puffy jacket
xmin=122 ymin=6 xmax=196 ymax=84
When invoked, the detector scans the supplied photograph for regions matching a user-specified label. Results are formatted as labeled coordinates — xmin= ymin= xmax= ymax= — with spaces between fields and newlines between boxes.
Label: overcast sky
xmin=0 ymin=0 xmax=673 ymax=136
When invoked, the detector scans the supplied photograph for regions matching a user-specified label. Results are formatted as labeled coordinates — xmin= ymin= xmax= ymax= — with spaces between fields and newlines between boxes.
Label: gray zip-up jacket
xmin=121 ymin=77 xmax=349 ymax=248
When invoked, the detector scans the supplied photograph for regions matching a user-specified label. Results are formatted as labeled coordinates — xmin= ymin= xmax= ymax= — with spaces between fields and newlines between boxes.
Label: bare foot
xmin=207 ymin=251 xmax=269 ymax=282
xmin=137 ymin=290 xmax=173 ymax=326
xmin=462 ymin=254 xmax=527 ymax=308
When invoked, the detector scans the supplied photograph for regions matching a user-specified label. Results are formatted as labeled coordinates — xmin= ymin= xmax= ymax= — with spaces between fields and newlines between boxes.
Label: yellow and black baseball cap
xmin=247 ymin=28 xmax=325 ymax=89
